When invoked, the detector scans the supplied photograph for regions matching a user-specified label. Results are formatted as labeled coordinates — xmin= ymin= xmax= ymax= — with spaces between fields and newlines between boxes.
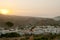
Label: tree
xmin=0 ymin=32 xmax=21 ymax=38
xmin=5 ymin=21 xmax=14 ymax=27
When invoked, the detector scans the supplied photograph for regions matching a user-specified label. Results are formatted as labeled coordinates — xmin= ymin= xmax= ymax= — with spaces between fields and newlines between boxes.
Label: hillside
xmin=0 ymin=14 xmax=59 ymax=28
xmin=54 ymin=16 xmax=60 ymax=21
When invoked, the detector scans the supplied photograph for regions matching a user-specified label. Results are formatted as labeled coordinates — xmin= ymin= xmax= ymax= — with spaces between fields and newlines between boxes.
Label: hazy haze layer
xmin=0 ymin=0 xmax=60 ymax=18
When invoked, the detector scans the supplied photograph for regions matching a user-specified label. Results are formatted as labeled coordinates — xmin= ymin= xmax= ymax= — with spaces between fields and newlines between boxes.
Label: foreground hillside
xmin=0 ymin=14 xmax=60 ymax=28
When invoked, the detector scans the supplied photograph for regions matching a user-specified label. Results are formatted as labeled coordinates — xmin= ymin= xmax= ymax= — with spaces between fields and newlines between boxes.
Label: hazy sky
xmin=0 ymin=0 xmax=60 ymax=18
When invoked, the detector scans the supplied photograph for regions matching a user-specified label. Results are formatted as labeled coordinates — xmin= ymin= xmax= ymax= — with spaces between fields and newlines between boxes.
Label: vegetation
xmin=0 ymin=32 xmax=20 ymax=38
xmin=5 ymin=21 xmax=14 ymax=27
xmin=33 ymin=34 xmax=60 ymax=40
xmin=0 ymin=32 xmax=60 ymax=40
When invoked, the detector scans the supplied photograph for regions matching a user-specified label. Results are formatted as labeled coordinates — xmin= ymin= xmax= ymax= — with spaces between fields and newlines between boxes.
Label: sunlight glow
xmin=0 ymin=9 xmax=10 ymax=15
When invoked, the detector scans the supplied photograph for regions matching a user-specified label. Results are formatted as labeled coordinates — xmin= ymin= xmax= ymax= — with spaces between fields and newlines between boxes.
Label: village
xmin=0 ymin=26 xmax=60 ymax=35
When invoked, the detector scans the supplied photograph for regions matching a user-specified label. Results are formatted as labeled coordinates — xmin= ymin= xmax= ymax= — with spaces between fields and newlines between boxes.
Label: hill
xmin=0 ymin=14 xmax=59 ymax=28
xmin=54 ymin=16 xmax=60 ymax=21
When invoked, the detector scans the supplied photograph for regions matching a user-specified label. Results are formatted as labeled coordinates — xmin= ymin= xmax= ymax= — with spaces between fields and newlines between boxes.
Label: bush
xmin=0 ymin=32 xmax=21 ymax=38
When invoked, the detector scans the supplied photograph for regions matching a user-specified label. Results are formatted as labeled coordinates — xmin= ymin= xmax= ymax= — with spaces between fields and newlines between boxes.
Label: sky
xmin=0 ymin=0 xmax=60 ymax=18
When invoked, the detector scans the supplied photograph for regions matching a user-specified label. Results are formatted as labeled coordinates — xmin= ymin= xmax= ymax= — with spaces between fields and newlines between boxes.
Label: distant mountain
xmin=54 ymin=16 xmax=60 ymax=21
xmin=0 ymin=14 xmax=59 ymax=28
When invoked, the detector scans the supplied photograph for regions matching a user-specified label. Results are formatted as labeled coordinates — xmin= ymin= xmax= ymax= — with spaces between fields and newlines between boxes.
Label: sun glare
xmin=0 ymin=9 xmax=10 ymax=15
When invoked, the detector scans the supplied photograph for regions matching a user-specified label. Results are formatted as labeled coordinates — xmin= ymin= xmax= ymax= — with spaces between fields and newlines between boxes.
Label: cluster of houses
xmin=32 ymin=26 xmax=60 ymax=34
xmin=0 ymin=26 xmax=60 ymax=35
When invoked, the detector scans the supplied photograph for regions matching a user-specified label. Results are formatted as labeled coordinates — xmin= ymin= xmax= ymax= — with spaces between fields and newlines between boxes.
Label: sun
xmin=0 ymin=9 xmax=10 ymax=15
